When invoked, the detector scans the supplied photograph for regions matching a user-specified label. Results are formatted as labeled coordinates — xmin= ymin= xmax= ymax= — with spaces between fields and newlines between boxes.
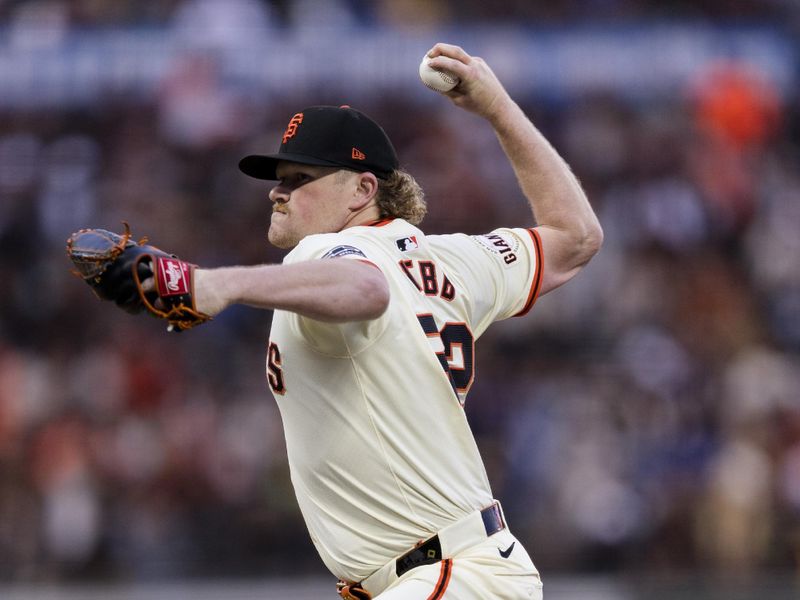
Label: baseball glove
xmin=66 ymin=223 xmax=211 ymax=332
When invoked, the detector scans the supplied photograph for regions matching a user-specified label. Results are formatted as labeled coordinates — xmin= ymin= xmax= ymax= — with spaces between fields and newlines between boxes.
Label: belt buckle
xmin=481 ymin=502 xmax=505 ymax=536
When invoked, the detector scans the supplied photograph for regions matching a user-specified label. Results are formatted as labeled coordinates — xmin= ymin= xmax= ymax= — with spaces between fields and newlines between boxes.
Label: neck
xmin=341 ymin=203 xmax=381 ymax=230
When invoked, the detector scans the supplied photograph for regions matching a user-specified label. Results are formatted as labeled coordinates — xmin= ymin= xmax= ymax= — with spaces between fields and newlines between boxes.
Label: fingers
xmin=421 ymin=43 xmax=510 ymax=120
xmin=426 ymin=42 xmax=471 ymax=63
xmin=425 ymin=43 xmax=473 ymax=82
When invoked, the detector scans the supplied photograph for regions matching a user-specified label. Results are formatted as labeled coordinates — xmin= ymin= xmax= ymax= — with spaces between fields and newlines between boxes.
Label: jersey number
xmin=417 ymin=315 xmax=475 ymax=397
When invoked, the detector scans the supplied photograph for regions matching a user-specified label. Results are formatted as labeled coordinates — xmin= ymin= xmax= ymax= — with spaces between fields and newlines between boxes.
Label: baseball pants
xmin=375 ymin=529 xmax=543 ymax=599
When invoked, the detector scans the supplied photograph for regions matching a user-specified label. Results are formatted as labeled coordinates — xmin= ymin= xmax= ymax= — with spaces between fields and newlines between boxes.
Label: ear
xmin=348 ymin=172 xmax=379 ymax=211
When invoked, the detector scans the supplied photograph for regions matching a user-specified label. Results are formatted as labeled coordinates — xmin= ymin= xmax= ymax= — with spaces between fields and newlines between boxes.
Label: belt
xmin=340 ymin=501 xmax=506 ymax=599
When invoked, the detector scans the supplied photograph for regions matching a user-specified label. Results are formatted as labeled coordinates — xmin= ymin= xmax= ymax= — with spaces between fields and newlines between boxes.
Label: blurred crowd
xmin=0 ymin=0 xmax=798 ymax=29
xmin=1 ymin=0 xmax=800 ymax=588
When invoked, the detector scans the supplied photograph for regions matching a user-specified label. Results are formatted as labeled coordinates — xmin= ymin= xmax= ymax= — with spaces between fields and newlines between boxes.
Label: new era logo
xmin=352 ymin=147 xmax=366 ymax=160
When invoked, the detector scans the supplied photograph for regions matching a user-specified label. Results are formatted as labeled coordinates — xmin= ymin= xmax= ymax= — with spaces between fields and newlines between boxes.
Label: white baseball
xmin=419 ymin=55 xmax=459 ymax=93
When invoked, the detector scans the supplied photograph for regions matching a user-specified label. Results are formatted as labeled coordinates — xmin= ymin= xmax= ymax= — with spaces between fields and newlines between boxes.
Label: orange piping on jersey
xmin=514 ymin=227 xmax=544 ymax=317
xmin=365 ymin=218 xmax=394 ymax=227
xmin=426 ymin=559 xmax=453 ymax=600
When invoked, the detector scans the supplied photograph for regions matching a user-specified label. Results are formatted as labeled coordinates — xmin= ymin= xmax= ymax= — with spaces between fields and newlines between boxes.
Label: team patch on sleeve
xmin=321 ymin=245 xmax=367 ymax=259
xmin=471 ymin=233 xmax=520 ymax=266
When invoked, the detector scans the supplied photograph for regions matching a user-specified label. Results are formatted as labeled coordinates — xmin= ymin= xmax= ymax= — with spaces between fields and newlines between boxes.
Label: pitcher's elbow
xmin=574 ymin=221 xmax=603 ymax=268
xmin=586 ymin=221 xmax=604 ymax=257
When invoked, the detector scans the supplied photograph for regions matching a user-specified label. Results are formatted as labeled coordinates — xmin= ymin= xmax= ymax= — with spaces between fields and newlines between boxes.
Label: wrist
xmin=485 ymin=96 xmax=525 ymax=131
xmin=193 ymin=268 xmax=229 ymax=317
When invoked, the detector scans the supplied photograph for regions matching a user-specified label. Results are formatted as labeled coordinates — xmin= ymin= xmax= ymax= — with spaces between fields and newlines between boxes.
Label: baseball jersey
xmin=266 ymin=218 xmax=543 ymax=582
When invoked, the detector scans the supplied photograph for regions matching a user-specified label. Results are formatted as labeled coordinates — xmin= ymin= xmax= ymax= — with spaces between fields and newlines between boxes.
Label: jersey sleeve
xmin=285 ymin=233 xmax=380 ymax=267
xmin=441 ymin=227 xmax=543 ymax=334
xmin=280 ymin=233 xmax=389 ymax=357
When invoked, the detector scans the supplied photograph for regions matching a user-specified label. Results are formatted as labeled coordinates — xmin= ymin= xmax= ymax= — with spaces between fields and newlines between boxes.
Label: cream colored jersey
xmin=266 ymin=218 xmax=543 ymax=583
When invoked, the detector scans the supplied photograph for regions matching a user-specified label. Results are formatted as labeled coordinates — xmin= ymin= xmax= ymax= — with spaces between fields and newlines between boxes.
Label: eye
xmin=279 ymin=172 xmax=314 ymax=189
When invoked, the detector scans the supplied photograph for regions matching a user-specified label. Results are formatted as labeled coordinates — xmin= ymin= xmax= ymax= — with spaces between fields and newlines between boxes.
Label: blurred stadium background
xmin=1 ymin=0 xmax=799 ymax=598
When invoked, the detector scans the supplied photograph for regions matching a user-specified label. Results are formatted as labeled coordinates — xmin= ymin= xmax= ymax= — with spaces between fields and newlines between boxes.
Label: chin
xmin=268 ymin=228 xmax=298 ymax=250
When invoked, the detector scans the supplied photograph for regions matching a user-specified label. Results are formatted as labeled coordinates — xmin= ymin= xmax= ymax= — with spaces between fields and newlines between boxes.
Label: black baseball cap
xmin=239 ymin=105 xmax=399 ymax=181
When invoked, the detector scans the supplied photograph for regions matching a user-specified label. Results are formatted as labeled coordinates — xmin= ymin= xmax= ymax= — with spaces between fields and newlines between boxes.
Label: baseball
xmin=419 ymin=55 xmax=459 ymax=93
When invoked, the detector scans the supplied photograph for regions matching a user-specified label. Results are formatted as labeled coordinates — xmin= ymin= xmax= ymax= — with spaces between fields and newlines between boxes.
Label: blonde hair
xmin=375 ymin=169 xmax=427 ymax=225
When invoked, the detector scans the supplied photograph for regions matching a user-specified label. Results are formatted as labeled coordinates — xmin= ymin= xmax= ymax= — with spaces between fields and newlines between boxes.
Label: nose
xmin=269 ymin=184 xmax=289 ymax=204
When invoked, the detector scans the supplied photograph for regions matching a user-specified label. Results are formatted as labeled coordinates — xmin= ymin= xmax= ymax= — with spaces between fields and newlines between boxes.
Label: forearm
xmin=194 ymin=260 xmax=390 ymax=322
xmin=488 ymin=97 xmax=601 ymax=247
xmin=426 ymin=42 xmax=601 ymax=257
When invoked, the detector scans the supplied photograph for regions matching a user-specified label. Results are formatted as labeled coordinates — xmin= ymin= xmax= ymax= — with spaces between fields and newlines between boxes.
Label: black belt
xmin=394 ymin=503 xmax=505 ymax=578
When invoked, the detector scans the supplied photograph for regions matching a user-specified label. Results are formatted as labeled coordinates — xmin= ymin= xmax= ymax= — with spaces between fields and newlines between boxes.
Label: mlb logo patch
xmin=396 ymin=236 xmax=418 ymax=252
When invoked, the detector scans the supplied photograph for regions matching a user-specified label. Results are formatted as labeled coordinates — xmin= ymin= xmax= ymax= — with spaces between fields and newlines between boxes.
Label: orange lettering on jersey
xmin=419 ymin=261 xmax=438 ymax=296
xmin=282 ymin=113 xmax=304 ymax=144
xmin=351 ymin=147 xmax=366 ymax=160
xmin=399 ymin=259 xmax=422 ymax=291
xmin=440 ymin=275 xmax=455 ymax=302
xmin=267 ymin=342 xmax=286 ymax=395
xmin=398 ymin=259 xmax=456 ymax=301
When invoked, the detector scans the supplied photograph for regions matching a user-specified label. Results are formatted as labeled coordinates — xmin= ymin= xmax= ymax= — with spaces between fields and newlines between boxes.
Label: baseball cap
xmin=239 ymin=105 xmax=399 ymax=181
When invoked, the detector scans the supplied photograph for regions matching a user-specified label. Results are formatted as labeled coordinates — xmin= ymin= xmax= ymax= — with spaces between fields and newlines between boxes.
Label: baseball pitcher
xmin=68 ymin=43 xmax=602 ymax=599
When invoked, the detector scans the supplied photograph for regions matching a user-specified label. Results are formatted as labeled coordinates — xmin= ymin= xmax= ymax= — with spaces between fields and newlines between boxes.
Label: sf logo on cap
xmin=282 ymin=113 xmax=304 ymax=144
